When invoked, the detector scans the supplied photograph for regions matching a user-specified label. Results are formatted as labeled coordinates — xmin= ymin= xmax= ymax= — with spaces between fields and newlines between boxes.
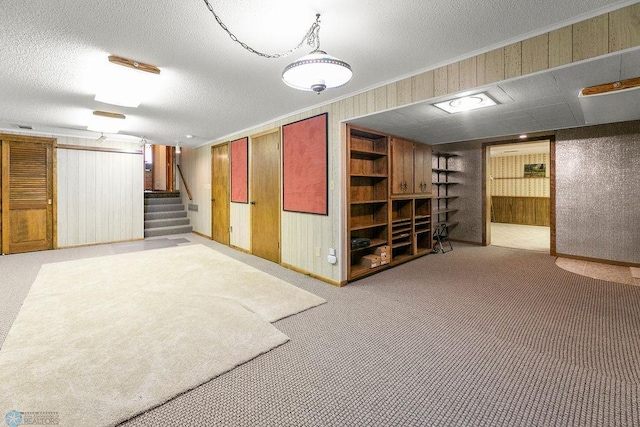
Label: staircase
xmin=144 ymin=193 xmax=193 ymax=237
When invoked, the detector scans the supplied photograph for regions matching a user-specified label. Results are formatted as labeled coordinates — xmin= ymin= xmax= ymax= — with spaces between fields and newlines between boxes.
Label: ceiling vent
xmin=579 ymin=77 xmax=640 ymax=125
xmin=17 ymin=125 xmax=33 ymax=130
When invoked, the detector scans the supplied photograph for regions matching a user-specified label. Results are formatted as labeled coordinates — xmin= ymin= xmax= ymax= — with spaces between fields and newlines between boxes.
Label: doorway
xmin=484 ymin=139 xmax=554 ymax=253
xmin=1 ymin=134 xmax=55 ymax=254
xmin=250 ymin=129 xmax=280 ymax=263
xmin=211 ymin=144 xmax=230 ymax=245
xmin=145 ymin=144 xmax=176 ymax=192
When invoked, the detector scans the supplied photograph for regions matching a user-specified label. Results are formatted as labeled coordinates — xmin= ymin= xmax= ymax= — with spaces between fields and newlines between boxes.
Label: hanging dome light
xmin=282 ymin=49 xmax=353 ymax=93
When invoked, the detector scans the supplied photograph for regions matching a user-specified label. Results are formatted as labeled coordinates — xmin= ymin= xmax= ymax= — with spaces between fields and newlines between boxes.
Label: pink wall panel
xmin=282 ymin=113 xmax=328 ymax=215
xmin=230 ymin=137 xmax=248 ymax=203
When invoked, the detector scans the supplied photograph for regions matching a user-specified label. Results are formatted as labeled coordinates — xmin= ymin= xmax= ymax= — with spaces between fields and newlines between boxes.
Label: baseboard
xmin=229 ymin=245 xmax=251 ymax=254
xmin=280 ymin=262 xmax=341 ymax=287
xmin=57 ymin=237 xmax=144 ymax=249
xmin=450 ymin=239 xmax=482 ymax=246
xmin=191 ymin=231 xmax=211 ymax=240
xmin=555 ymin=252 xmax=640 ymax=268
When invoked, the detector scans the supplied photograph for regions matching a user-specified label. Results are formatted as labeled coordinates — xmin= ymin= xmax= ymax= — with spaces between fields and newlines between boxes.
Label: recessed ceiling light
xmin=519 ymin=134 xmax=528 ymax=139
xmin=433 ymin=92 xmax=498 ymax=114
xmin=186 ymin=135 xmax=194 ymax=139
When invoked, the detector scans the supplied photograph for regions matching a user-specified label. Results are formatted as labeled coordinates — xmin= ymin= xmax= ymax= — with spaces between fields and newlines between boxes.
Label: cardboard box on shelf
xmin=361 ymin=254 xmax=381 ymax=269
xmin=374 ymin=245 xmax=390 ymax=256
xmin=379 ymin=252 xmax=390 ymax=265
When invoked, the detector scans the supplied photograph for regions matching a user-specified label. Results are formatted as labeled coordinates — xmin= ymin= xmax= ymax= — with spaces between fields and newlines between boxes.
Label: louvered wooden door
xmin=1 ymin=138 xmax=54 ymax=254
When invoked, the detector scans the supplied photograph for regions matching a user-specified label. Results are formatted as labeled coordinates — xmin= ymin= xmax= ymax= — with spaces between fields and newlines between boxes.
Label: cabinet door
xmin=413 ymin=143 xmax=432 ymax=194
xmin=391 ymin=138 xmax=414 ymax=194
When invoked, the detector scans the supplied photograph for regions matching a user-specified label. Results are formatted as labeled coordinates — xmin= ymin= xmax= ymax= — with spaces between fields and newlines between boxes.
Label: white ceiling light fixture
xmin=433 ymin=92 xmax=498 ymax=114
xmin=95 ymin=55 xmax=160 ymax=108
xmin=202 ymin=1 xmax=351 ymax=93
xmin=175 ymin=142 xmax=181 ymax=154
xmin=579 ymin=76 xmax=640 ymax=124
xmin=87 ymin=110 xmax=126 ymax=134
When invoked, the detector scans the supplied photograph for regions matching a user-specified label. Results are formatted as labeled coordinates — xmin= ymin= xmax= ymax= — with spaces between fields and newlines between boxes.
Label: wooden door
xmin=250 ymin=130 xmax=280 ymax=263
xmin=414 ymin=143 xmax=432 ymax=194
xmin=212 ymin=144 xmax=230 ymax=245
xmin=391 ymin=138 xmax=414 ymax=194
xmin=1 ymin=136 xmax=54 ymax=254
xmin=165 ymin=146 xmax=175 ymax=192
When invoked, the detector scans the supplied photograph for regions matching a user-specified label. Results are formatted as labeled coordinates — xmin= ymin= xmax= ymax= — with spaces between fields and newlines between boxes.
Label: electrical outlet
xmin=315 ymin=247 xmax=321 ymax=257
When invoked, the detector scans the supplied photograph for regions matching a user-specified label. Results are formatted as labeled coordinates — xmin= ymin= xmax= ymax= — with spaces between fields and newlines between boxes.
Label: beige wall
xmin=180 ymin=4 xmax=640 ymax=282
xmin=490 ymin=153 xmax=551 ymax=197
xmin=57 ymin=136 xmax=143 ymax=247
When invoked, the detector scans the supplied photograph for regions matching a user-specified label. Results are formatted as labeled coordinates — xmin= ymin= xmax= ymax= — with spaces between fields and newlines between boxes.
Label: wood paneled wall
xmin=56 ymin=136 xmax=144 ymax=247
xmin=492 ymin=196 xmax=550 ymax=226
xmin=182 ymin=4 xmax=640 ymax=284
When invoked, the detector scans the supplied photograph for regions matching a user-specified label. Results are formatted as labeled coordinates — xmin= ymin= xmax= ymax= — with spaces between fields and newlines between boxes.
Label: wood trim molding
xmin=555 ymin=252 xmax=640 ymax=269
xmin=108 ymin=55 xmax=160 ymax=75
xmin=0 ymin=133 xmax=56 ymax=145
xmin=192 ymin=231 xmax=211 ymax=239
xmin=549 ymin=138 xmax=557 ymax=256
xmin=280 ymin=262 xmax=341 ymax=287
xmin=93 ymin=110 xmax=126 ymax=120
xmin=56 ymin=144 xmax=142 ymax=155
xmin=580 ymin=76 xmax=640 ymax=96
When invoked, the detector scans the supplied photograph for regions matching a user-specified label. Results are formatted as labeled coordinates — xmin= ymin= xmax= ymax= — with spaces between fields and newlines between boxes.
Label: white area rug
xmin=0 ymin=244 xmax=325 ymax=426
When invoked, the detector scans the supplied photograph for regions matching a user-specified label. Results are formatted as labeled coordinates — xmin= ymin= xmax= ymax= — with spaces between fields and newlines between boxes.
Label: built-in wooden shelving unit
xmin=347 ymin=125 xmax=433 ymax=282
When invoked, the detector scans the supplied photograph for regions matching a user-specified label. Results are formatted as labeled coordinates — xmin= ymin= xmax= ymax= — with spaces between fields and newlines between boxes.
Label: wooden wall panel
xmin=411 ymin=70 xmax=434 ymax=102
xmin=549 ymin=27 xmax=573 ymax=68
xmin=504 ymin=42 xmax=522 ymax=79
xmin=56 ymin=136 xmax=143 ymax=247
xmin=573 ymin=15 xmax=609 ymax=62
xmin=477 ymin=48 xmax=505 ymax=86
xmin=522 ymin=34 xmax=549 ymax=75
xmin=492 ymin=196 xmax=550 ymax=226
xmin=230 ymin=202 xmax=250 ymax=250
xmin=434 ymin=66 xmax=448 ymax=96
xmin=459 ymin=57 xmax=477 ymax=90
xmin=447 ymin=63 xmax=460 ymax=93
xmin=396 ymin=78 xmax=413 ymax=106
xmin=385 ymin=82 xmax=398 ymax=109
xmin=609 ymin=3 xmax=640 ymax=52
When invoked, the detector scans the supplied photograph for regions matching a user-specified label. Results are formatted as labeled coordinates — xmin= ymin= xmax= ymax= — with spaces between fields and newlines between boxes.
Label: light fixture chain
xmin=202 ymin=0 xmax=321 ymax=59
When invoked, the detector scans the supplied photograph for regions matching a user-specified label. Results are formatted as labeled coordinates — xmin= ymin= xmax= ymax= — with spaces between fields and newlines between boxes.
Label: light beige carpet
xmin=0 ymin=244 xmax=325 ymax=426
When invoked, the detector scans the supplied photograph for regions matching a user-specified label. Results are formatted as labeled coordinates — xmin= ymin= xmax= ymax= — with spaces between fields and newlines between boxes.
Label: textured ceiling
xmin=0 ymin=0 xmax=636 ymax=147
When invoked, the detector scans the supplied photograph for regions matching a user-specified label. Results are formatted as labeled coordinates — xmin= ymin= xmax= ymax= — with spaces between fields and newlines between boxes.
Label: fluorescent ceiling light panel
xmin=94 ymin=57 xmax=159 ymax=108
xmin=87 ymin=110 xmax=125 ymax=134
xmin=433 ymin=92 xmax=498 ymax=114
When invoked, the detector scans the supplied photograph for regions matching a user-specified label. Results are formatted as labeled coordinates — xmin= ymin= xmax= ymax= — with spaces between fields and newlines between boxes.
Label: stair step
xmin=144 ymin=225 xmax=193 ymax=238
xmin=145 ymin=211 xmax=188 ymax=221
xmin=144 ymin=204 xmax=186 ymax=213
xmin=144 ymin=218 xmax=190 ymax=229
xmin=144 ymin=197 xmax=182 ymax=205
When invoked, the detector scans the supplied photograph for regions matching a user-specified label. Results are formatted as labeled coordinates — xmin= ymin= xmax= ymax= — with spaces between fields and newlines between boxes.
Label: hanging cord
xmin=202 ymin=0 xmax=321 ymax=58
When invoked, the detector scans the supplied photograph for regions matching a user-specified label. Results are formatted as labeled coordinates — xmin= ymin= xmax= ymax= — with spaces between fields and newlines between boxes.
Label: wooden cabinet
xmin=391 ymin=138 xmax=414 ymax=194
xmin=391 ymin=138 xmax=432 ymax=195
xmin=347 ymin=125 xmax=434 ymax=282
xmin=414 ymin=143 xmax=432 ymax=194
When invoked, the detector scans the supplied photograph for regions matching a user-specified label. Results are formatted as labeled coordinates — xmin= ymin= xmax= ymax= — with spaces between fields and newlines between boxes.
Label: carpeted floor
xmin=2 ymin=234 xmax=639 ymax=426
xmin=0 ymin=244 xmax=324 ymax=426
